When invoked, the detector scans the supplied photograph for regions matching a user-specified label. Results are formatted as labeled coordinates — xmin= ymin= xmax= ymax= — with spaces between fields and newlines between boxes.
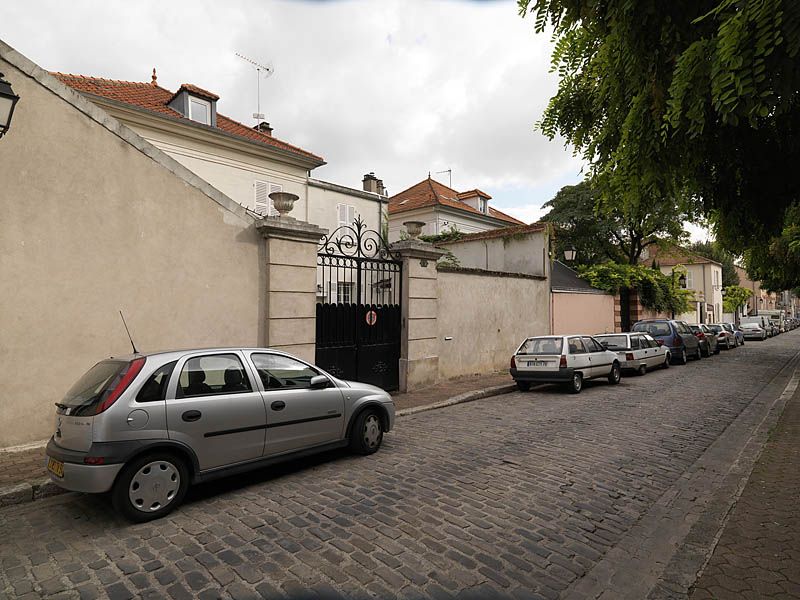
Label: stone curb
xmin=0 ymin=478 xmax=65 ymax=508
xmin=396 ymin=382 xmax=517 ymax=417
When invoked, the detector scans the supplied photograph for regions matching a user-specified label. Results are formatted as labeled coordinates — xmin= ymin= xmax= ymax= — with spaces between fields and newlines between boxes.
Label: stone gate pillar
xmin=256 ymin=215 xmax=326 ymax=363
xmin=391 ymin=239 xmax=447 ymax=392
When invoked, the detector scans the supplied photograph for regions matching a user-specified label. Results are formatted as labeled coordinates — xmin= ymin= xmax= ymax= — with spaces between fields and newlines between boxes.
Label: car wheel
xmin=516 ymin=380 xmax=531 ymax=392
xmin=714 ymin=344 xmax=721 ymax=355
xmin=637 ymin=364 xmax=647 ymax=376
xmin=568 ymin=372 xmax=583 ymax=394
xmin=608 ymin=363 xmax=621 ymax=385
xmin=349 ymin=409 xmax=383 ymax=455
xmin=702 ymin=343 xmax=710 ymax=357
xmin=662 ymin=353 xmax=671 ymax=368
xmin=678 ymin=349 xmax=688 ymax=365
xmin=112 ymin=453 xmax=189 ymax=523
xmin=694 ymin=346 xmax=702 ymax=360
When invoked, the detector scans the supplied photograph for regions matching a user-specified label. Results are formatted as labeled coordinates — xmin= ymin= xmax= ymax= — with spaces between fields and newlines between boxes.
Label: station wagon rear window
xmin=517 ymin=338 xmax=563 ymax=355
xmin=632 ymin=322 xmax=671 ymax=336
xmin=598 ymin=335 xmax=627 ymax=349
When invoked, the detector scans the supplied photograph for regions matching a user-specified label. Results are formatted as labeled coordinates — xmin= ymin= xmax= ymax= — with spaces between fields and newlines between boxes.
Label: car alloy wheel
xmin=679 ymin=349 xmax=688 ymax=365
xmin=569 ymin=372 xmax=583 ymax=394
xmin=608 ymin=364 xmax=621 ymax=384
xmin=637 ymin=364 xmax=647 ymax=376
xmin=663 ymin=353 xmax=671 ymax=368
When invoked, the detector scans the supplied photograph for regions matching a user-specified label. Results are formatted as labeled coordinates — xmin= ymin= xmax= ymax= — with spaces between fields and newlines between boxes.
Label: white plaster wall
xmin=307 ymin=184 xmax=385 ymax=236
xmin=436 ymin=270 xmax=550 ymax=379
xmin=124 ymin=123 xmax=310 ymax=219
xmin=443 ymin=232 xmax=549 ymax=277
xmin=388 ymin=209 xmax=508 ymax=242
xmin=0 ymin=59 xmax=265 ymax=447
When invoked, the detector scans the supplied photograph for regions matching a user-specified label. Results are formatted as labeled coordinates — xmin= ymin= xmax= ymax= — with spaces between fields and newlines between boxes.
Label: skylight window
xmin=188 ymin=97 xmax=211 ymax=125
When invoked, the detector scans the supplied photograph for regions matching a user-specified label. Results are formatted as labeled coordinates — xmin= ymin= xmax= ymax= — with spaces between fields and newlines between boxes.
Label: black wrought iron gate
xmin=315 ymin=217 xmax=402 ymax=390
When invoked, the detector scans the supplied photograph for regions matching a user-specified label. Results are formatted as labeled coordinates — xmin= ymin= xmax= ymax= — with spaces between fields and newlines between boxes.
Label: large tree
xmin=520 ymin=0 xmax=800 ymax=283
xmin=542 ymin=181 xmax=688 ymax=265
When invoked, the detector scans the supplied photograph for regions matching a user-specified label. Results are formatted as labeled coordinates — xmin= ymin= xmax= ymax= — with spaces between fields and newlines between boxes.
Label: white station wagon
xmin=594 ymin=332 xmax=671 ymax=375
xmin=510 ymin=335 xmax=621 ymax=394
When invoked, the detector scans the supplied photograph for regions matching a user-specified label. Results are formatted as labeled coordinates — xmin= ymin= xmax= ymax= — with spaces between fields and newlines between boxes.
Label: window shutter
xmin=254 ymin=181 xmax=283 ymax=216
xmin=348 ymin=205 xmax=356 ymax=225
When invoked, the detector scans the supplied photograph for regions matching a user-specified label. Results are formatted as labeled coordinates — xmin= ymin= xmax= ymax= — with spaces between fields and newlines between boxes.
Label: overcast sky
xmin=3 ymin=0 xmax=591 ymax=223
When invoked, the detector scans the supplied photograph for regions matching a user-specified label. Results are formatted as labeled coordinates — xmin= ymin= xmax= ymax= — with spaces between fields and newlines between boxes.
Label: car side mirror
xmin=309 ymin=375 xmax=331 ymax=389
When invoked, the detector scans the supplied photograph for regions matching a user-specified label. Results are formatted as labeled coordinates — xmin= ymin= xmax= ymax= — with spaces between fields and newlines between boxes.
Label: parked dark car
xmin=631 ymin=319 xmax=701 ymax=364
xmin=689 ymin=324 xmax=719 ymax=356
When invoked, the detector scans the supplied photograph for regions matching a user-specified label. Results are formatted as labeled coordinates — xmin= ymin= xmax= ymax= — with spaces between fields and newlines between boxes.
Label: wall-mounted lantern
xmin=0 ymin=73 xmax=20 ymax=139
xmin=563 ymin=247 xmax=576 ymax=261
xmin=678 ymin=273 xmax=687 ymax=288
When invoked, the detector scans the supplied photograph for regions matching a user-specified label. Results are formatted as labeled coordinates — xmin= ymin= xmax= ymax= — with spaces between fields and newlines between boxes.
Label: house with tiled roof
xmin=641 ymin=244 xmax=724 ymax=323
xmin=53 ymin=70 xmax=389 ymax=236
xmin=387 ymin=176 xmax=525 ymax=242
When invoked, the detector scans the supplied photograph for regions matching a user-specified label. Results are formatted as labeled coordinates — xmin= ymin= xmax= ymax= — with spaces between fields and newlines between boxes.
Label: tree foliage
xmin=578 ymin=262 xmax=694 ymax=314
xmin=723 ymin=285 xmax=753 ymax=313
xmin=686 ymin=240 xmax=740 ymax=287
xmin=520 ymin=0 xmax=800 ymax=285
xmin=542 ymin=181 xmax=688 ymax=265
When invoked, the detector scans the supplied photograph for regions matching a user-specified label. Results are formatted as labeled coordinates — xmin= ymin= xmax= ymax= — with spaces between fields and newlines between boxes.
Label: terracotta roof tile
xmin=175 ymin=83 xmax=219 ymax=101
xmin=645 ymin=244 xmax=723 ymax=267
xmin=457 ymin=189 xmax=492 ymax=200
xmin=52 ymin=72 xmax=323 ymax=163
xmin=388 ymin=178 xmax=524 ymax=225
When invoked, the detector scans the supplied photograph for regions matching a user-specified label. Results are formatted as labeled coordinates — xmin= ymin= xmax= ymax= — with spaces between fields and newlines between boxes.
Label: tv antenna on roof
xmin=436 ymin=169 xmax=452 ymax=188
xmin=235 ymin=52 xmax=274 ymax=124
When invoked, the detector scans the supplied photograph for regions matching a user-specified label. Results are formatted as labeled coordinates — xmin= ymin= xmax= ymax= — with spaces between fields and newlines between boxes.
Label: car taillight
xmin=94 ymin=357 xmax=146 ymax=414
xmin=559 ymin=355 xmax=567 ymax=368
xmin=626 ymin=353 xmax=634 ymax=361
xmin=675 ymin=336 xmax=683 ymax=346
xmin=656 ymin=340 xmax=664 ymax=346
xmin=510 ymin=356 xmax=517 ymax=369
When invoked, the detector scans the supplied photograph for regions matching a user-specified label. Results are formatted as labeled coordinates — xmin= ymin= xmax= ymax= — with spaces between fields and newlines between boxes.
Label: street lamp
xmin=678 ymin=273 xmax=687 ymax=288
xmin=0 ymin=73 xmax=20 ymax=139
xmin=564 ymin=247 xmax=576 ymax=262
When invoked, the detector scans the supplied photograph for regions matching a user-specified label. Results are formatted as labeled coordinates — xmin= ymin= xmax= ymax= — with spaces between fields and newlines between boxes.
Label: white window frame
xmin=254 ymin=180 xmax=282 ymax=216
xmin=337 ymin=203 xmax=356 ymax=228
xmin=684 ymin=270 xmax=694 ymax=289
xmin=336 ymin=282 xmax=354 ymax=304
xmin=188 ymin=97 xmax=211 ymax=125
xmin=479 ymin=198 xmax=488 ymax=213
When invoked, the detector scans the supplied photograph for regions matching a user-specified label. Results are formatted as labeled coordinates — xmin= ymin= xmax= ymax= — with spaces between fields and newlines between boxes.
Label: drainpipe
xmin=484 ymin=241 xmax=489 ymax=269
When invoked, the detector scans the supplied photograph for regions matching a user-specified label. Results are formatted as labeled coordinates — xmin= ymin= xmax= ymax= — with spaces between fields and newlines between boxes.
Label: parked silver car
xmin=595 ymin=332 xmax=671 ymax=375
xmin=45 ymin=348 xmax=395 ymax=521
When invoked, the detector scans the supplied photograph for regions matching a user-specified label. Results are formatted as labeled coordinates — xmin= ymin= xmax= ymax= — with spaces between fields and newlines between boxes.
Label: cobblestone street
xmin=2 ymin=332 xmax=798 ymax=600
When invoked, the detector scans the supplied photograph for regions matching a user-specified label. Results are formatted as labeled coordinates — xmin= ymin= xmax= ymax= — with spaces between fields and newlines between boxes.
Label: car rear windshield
xmin=632 ymin=322 xmax=671 ymax=336
xmin=518 ymin=337 xmax=563 ymax=355
xmin=597 ymin=335 xmax=628 ymax=349
xmin=689 ymin=325 xmax=701 ymax=333
xmin=60 ymin=360 xmax=128 ymax=415
xmin=740 ymin=323 xmax=759 ymax=329
xmin=708 ymin=325 xmax=723 ymax=332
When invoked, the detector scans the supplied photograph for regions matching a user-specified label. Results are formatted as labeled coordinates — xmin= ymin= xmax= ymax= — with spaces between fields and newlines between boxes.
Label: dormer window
xmin=168 ymin=84 xmax=219 ymax=127
xmin=188 ymin=97 xmax=211 ymax=125
xmin=479 ymin=198 xmax=488 ymax=213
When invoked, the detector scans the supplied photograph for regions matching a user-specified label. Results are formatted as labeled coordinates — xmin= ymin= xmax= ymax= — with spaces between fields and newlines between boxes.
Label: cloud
xmin=3 ymin=0 xmax=584 ymax=214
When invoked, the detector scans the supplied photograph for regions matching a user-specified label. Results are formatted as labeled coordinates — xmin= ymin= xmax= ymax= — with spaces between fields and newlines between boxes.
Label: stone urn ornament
xmin=403 ymin=220 xmax=426 ymax=239
xmin=268 ymin=191 xmax=299 ymax=217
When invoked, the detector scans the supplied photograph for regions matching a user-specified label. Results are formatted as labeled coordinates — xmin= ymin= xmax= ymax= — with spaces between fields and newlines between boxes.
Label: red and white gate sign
xmin=365 ymin=310 xmax=378 ymax=326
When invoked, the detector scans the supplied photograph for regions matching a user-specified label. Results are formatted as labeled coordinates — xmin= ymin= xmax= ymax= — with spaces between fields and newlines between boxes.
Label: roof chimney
xmin=151 ymin=68 xmax=157 ymax=86
xmin=254 ymin=121 xmax=273 ymax=136
xmin=376 ymin=179 xmax=387 ymax=197
xmin=363 ymin=172 xmax=379 ymax=193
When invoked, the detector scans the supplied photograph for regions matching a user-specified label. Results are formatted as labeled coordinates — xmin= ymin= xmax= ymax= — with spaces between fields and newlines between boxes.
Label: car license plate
xmin=47 ymin=457 xmax=64 ymax=478
xmin=527 ymin=361 xmax=547 ymax=367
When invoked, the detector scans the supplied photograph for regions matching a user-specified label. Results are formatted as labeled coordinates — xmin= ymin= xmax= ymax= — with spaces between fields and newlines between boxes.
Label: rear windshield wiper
xmin=54 ymin=402 xmax=69 ymax=410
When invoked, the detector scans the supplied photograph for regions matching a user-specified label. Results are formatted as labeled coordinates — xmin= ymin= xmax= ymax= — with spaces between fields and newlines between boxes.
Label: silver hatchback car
xmin=45 ymin=348 xmax=395 ymax=521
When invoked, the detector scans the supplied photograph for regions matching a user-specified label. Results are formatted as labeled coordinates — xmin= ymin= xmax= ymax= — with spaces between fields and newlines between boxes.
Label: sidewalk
xmin=0 ymin=370 xmax=514 ymax=508
xmin=690 ymin=372 xmax=800 ymax=599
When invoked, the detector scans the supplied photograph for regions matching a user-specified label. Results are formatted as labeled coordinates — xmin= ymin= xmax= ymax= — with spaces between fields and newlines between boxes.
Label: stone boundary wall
xmin=436 ymin=268 xmax=550 ymax=380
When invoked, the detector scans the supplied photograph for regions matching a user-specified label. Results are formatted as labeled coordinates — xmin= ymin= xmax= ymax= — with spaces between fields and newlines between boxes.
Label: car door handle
xmin=182 ymin=410 xmax=202 ymax=422
xmin=271 ymin=401 xmax=286 ymax=411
